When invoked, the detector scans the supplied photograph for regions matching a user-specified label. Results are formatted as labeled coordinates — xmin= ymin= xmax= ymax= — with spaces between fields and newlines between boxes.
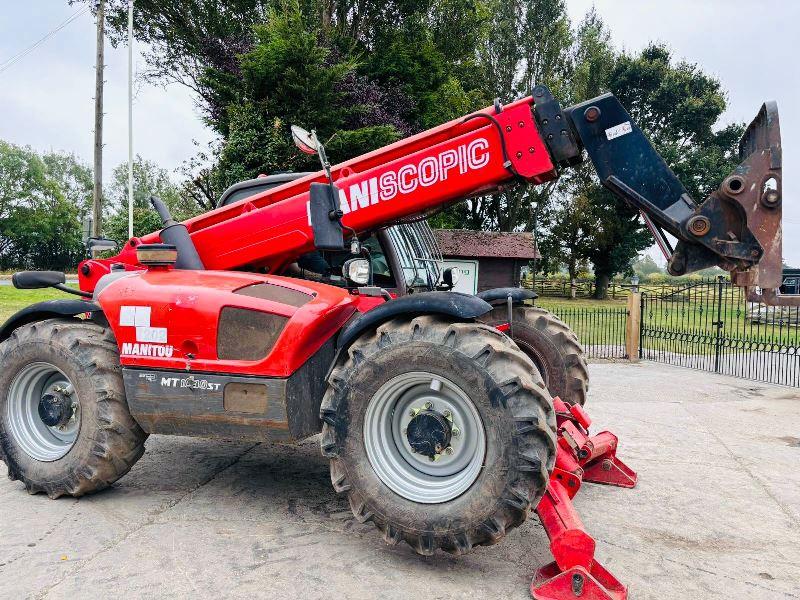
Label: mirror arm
xmin=360 ymin=245 xmax=374 ymax=286
xmin=54 ymin=283 xmax=93 ymax=298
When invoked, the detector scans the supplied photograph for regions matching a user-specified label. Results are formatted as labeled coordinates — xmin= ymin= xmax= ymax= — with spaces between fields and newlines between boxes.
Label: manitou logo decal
xmin=118 ymin=305 xmax=174 ymax=358
xmin=308 ymin=137 xmax=491 ymax=219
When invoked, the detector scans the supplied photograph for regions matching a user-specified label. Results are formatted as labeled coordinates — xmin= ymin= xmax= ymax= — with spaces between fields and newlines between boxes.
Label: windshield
xmin=386 ymin=221 xmax=442 ymax=290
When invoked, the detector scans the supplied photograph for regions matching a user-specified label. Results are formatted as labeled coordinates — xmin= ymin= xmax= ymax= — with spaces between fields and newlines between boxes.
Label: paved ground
xmin=1 ymin=362 xmax=798 ymax=599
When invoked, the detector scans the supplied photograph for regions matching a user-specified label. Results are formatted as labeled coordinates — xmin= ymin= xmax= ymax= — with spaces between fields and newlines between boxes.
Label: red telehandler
xmin=0 ymin=86 xmax=790 ymax=599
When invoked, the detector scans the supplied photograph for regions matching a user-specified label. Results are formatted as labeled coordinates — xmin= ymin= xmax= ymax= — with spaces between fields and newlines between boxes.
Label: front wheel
xmin=320 ymin=316 xmax=556 ymax=555
xmin=0 ymin=319 xmax=147 ymax=498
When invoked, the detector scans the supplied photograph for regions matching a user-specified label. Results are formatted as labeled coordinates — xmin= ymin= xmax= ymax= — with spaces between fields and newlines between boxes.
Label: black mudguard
xmin=477 ymin=287 xmax=538 ymax=306
xmin=336 ymin=291 xmax=493 ymax=353
xmin=0 ymin=300 xmax=102 ymax=343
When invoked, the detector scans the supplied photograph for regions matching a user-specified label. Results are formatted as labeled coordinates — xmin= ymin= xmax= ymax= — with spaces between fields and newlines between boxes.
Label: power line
xmin=0 ymin=6 xmax=91 ymax=75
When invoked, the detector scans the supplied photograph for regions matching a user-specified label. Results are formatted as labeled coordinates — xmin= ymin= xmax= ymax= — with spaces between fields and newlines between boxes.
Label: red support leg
xmin=529 ymin=398 xmax=636 ymax=600
xmin=532 ymin=478 xmax=627 ymax=600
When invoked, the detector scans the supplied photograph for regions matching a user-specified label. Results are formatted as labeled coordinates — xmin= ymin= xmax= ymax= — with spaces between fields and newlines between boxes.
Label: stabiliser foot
xmin=532 ymin=562 xmax=627 ymax=600
xmin=531 ymin=398 xmax=637 ymax=600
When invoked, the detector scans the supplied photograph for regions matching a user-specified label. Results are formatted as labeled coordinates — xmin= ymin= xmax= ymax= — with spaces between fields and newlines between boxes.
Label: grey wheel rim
xmin=6 ymin=362 xmax=81 ymax=461
xmin=363 ymin=371 xmax=486 ymax=504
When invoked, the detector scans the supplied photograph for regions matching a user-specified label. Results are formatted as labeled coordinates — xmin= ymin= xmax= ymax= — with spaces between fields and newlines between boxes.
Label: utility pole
xmin=127 ymin=0 xmax=134 ymax=238
xmin=92 ymin=0 xmax=105 ymax=240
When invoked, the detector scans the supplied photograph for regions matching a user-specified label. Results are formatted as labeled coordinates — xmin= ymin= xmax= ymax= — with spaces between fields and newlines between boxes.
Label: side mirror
xmin=308 ymin=182 xmax=345 ymax=250
xmin=441 ymin=266 xmax=461 ymax=289
xmin=291 ymin=125 xmax=319 ymax=155
xmin=343 ymin=258 xmax=370 ymax=285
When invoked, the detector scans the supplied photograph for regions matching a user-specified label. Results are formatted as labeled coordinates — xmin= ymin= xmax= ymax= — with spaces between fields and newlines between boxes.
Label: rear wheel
xmin=320 ymin=316 xmax=556 ymax=555
xmin=0 ymin=319 xmax=147 ymax=498
xmin=482 ymin=305 xmax=590 ymax=406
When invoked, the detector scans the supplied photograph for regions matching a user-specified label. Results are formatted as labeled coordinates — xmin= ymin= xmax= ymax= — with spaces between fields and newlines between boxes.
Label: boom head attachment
xmin=567 ymin=94 xmax=794 ymax=306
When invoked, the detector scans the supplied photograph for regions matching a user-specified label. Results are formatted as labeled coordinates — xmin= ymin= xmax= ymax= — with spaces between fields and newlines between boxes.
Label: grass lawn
xmin=0 ymin=287 xmax=62 ymax=323
xmin=536 ymin=297 xmax=627 ymax=310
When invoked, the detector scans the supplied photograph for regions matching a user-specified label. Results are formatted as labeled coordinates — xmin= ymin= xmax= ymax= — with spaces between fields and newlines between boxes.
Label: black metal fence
xmin=640 ymin=277 xmax=800 ymax=387
xmin=527 ymin=276 xmax=710 ymax=301
xmin=542 ymin=305 xmax=630 ymax=360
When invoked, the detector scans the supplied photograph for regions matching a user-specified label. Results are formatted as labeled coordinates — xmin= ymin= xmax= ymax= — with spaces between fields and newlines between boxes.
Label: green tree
xmin=431 ymin=0 xmax=573 ymax=232
xmin=104 ymin=156 xmax=193 ymax=242
xmin=91 ymin=0 xmax=488 ymax=209
xmin=633 ymin=254 xmax=663 ymax=278
xmin=0 ymin=141 xmax=88 ymax=270
xmin=538 ymin=193 xmax=594 ymax=281
xmin=541 ymin=11 xmax=741 ymax=298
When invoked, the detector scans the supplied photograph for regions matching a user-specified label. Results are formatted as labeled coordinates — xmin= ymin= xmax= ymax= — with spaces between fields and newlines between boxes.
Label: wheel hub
xmin=364 ymin=372 xmax=485 ymax=504
xmin=7 ymin=363 xmax=81 ymax=461
xmin=38 ymin=389 xmax=74 ymax=428
xmin=406 ymin=409 xmax=452 ymax=459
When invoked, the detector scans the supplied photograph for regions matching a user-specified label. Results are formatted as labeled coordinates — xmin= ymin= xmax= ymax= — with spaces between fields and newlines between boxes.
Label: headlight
xmin=343 ymin=258 xmax=370 ymax=285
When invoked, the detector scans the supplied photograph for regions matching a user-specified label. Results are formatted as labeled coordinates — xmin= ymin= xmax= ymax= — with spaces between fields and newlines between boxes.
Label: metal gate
xmin=640 ymin=277 xmax=800 ymax=387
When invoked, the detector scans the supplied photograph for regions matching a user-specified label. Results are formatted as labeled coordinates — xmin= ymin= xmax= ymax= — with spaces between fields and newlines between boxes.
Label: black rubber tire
xmin=319 ymin=315 xmax=556 ymax=555
xmin=482 ymin=305 xmax=590 ymax=406
xmin=0 ymin=318 xmax=147 ymax=498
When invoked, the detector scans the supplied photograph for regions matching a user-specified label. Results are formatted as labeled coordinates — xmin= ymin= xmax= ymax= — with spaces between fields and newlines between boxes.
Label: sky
xmin=1 ymin=1 xmax=798 ymax=265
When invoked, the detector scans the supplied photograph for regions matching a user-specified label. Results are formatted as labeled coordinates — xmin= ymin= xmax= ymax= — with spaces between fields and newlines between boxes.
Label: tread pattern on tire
xmin=0 ymin=318 xmax=147 ymax=498
xmin=320 ymin=315 xmax=556 ymax=555
xmin=486 ymin=305 xmax=590 ymax=406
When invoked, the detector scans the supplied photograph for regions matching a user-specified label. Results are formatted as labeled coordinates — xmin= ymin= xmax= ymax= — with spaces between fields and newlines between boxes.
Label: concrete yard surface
xmin=1 ymin=362 xmax=798 ymax=599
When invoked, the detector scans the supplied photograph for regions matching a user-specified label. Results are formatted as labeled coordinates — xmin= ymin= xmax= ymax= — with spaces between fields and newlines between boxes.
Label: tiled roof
xmin=433 ymin=229 xmax=540 ymax=259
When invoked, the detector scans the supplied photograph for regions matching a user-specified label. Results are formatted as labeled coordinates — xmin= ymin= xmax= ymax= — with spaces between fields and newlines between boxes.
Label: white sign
xmin=443 ymin=260 xmax=478 ymax=295
xmin=605 ymin=121 xmax=632 ymax=141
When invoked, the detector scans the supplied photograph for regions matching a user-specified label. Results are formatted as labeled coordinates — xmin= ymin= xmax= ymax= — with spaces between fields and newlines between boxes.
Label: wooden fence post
xmin=626 ymin=292 xmax=642 ymax=361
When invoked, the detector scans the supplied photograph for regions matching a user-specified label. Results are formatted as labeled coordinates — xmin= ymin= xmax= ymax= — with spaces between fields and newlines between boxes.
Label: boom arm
xmin=79 ymin=94 xmax=561 ymax=288
xmin=79 ymin=87 xmax=793 ymax=305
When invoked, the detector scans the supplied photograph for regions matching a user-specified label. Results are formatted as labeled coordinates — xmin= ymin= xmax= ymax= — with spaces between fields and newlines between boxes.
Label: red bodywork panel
xmin=96 ymin=269 xmax=360 ymax=377
xmin=78 ymin=96 xmax=556 ymax=291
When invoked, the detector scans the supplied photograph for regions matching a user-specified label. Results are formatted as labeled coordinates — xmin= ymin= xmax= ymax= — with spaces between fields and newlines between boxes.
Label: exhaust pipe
xmin=149 ymin=196 xmax=205 ymax=270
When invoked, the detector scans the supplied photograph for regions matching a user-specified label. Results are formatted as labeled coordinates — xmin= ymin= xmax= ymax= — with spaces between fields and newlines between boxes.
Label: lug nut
xmin=443 ymin=410 xmax=452 ymax=419
xmin=423 ymin=402 xmax=432 ymax=410
xmin=452 ymin=427 xmax=461 ymax=437
xmin=445 ymin=447 xmax=454 ymax=456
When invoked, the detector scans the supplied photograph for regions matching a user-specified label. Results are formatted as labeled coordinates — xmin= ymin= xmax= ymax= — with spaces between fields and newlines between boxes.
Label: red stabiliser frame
xmin=531 ymin=397 xmax=637 ymax=600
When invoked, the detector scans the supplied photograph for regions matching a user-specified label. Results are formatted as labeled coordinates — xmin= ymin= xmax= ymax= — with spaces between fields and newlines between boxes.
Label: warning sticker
xmin=605 ymin=121 xmax=632 ymax=141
